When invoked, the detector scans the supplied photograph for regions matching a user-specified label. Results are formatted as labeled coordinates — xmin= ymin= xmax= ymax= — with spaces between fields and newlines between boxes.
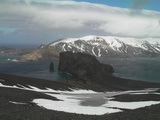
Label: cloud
xmin=0 ymin=0 xmax=160 ymax=44
xmin=98 ymin=13 xmax=160 ymax=38
xmin=131 ymin=0 xmax=152 ymax=9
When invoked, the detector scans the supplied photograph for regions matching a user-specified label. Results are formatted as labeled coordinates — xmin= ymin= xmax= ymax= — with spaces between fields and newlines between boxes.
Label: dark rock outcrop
xmin=49 ymin=62 xmax=54 ymax=72
xmin=58 ymin=52 xmax=160 ymax=91
xmin=58 ymin=52 xmax=114 ymax=84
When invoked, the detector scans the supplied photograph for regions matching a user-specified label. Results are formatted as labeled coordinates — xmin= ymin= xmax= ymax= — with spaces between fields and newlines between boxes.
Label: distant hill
xmin=0 ymin=46 xmax=35 ymax=56
xmin=0 ymin=46 xmax=14 ymax=51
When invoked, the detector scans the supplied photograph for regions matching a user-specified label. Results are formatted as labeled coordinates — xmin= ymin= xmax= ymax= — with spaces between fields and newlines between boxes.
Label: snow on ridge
xmin=49 ymin=35 xmax=98 ymax=46
xmin=50 ymin=35 xmax=160 ymax=50
xmin=100 ymin=36 xmax=160 ymax=49
xmin=50 ymin=37 xmax=81 ymax=46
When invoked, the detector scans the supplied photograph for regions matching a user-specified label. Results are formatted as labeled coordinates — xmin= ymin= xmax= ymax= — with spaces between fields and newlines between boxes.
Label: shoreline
xmin=0 ymin=72 xmax=160 ymax=91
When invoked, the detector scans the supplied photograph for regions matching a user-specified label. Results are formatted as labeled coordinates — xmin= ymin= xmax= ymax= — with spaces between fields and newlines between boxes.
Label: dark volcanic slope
xmin=1 ymin=73 xmax=160 ymax=120
xmin=0 ymin=73 xmax=73 ymax=91
xmin=0 ymin=73 xmax=104 ymax=91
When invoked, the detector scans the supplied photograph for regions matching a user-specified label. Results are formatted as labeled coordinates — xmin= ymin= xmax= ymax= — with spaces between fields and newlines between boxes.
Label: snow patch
xmin=62 ymin=44 xmax=66 ymax=51
xmin=106 ymin=101 xmax=160 ymax=110
xmin=129 ymin=92 xmax=149 ymax=95
xmin=33 ymin=93 xmax=160 ymax=115
xmin=9 ymin=101 xmax=27 ymax=105
xmin=12 ymin=59 xmax=20 ymax=62
xmin=68 ymin=45 xmax=72 ymax=49
xmin=98 ymin=48 xmax=101 ymax=57
xmin=92 ymin=47 xmax=97 ymax=57
xmin=125 ymin=46 xmax=128 ymax=53
xmin=33 ymin=94 xmax=122 ymax=115
xmin=0 ymin=83 xmax=19 ymax=89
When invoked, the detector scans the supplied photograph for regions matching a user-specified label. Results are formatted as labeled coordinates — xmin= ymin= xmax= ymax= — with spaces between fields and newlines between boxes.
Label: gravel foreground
xmin=0 ymin=73 xmax=160 ymax=120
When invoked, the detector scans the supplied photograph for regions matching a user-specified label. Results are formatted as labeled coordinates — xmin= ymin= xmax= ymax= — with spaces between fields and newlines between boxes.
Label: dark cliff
xmin=58 ymin=52 xmax=114 ymax=84
xmin=58 ymin=52 xmax=160 ymax=91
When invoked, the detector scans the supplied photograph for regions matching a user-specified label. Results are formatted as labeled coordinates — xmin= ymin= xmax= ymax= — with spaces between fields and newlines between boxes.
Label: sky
xmin=0 ymin=0 xmax=160 ymax=47
xmin=77 ymin=0 xmax=160 ymax=11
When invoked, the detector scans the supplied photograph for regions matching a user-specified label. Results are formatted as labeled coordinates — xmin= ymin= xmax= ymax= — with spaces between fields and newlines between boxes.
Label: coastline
xmin=0 ymin=72 xmax=160 ymax=91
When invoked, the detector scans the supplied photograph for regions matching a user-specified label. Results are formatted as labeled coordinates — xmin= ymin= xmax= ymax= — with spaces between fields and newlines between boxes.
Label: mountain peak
xmin=49 ymin=35 xmax=160 ymax=57
xmin=19 ymin=35 xmax=160 ymax=61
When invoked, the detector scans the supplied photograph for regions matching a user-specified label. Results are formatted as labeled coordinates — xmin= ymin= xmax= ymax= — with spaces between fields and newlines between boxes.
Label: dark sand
xmin=0 ymin=73 xmax=160 ymax=120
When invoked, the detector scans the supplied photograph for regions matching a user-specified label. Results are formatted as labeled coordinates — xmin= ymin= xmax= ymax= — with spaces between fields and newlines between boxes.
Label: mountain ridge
xmin=18 ymin=35 xmax=160 ymax=61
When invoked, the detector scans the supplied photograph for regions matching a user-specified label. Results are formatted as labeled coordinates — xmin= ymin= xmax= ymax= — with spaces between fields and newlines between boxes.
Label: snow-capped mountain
xmin=49 ymin=35 xmax=160 ymax=57
xmin=18 ymin=35 xmax=160 ymax=61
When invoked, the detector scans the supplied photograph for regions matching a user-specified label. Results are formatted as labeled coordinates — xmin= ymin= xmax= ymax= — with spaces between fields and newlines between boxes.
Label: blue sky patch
xmin=0 ymin=26 xmax=20 ymax=34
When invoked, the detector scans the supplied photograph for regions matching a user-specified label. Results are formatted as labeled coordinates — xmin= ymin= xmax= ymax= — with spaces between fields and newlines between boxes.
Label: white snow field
xmin=0 ymin=81 xmax=160 ymax=115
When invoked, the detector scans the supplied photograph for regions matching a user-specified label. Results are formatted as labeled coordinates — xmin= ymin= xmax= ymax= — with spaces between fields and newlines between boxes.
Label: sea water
xmin=0 ymin=54 xmax=160 ymax=83
xmin=0 ymin=54 xmax=72 ymax=81
xmin=98 ymin=57 xmax=160 ymax=83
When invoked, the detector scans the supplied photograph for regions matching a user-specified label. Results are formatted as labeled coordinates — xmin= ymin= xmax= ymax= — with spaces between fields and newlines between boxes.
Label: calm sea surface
xmin=0 ymin=54 xmax=160 ymax=83
xmin=0 ymin=54 xmax=72 ymax=81
xmin=98 ymin=57 xmax=160 ymax=83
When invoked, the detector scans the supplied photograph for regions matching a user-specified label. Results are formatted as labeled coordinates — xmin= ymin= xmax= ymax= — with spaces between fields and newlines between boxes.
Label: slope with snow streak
xmin=33 ymin=91 xmax=160 ymax=115
xmin=49 ymin=35 xmax=160 ymax=57
xmin=1 ymin=82 xmax=160 ymax=115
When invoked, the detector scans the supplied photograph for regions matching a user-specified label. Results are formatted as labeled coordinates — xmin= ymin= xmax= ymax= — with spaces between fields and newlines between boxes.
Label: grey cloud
xmin=0 ymin=0 xmax=160 ymax=45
